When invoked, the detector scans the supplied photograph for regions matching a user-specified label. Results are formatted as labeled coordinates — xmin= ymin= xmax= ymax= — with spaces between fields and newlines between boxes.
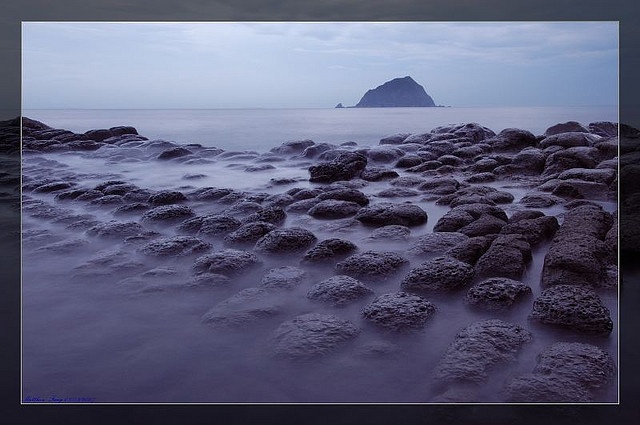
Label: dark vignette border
xmin=2 ymin=1 xmax=639 ymax=424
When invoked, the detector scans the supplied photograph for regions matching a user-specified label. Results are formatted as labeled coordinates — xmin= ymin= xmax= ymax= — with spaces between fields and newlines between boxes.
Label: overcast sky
xmin=22 ymin=22 xmax=618 ymax=109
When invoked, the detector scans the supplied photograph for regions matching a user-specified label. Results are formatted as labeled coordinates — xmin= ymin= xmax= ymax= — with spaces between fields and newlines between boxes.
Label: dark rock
xmin=255 ymin=227 xmax=317 ymax=254
xmin=202 ymin=287 xmax=282 ymax=328
xmin=192 ymin=249 xmax=262 ymax=276
xmin=362 ymin=292 xmax=436 ymax=331
xmin=543 ymin=147 xmax=600 ymax=177
xmin=520 ymin=193 xmax=562 ymax=208
xmin=401 ymin=256 xmax=475 ymax=292
xmin=458 ymin=214 xmax=507 ymax=237
xmin=85 ymin=128 xmax=114 ymax=142
xmin=301 ymin=142 xmax=337 ymax=158
xmin=475 ymin=234 xmax=532 ymax=279
xmin=270 ymin=139 xmax=315 ymax=156
xmin=504 ymin=374 xmax=591 ymax=402
xmin=484 ymin=128 xmax=537 ymax=152
xmin=102 ymin=183 xmax=139 ymax=196
xmin=54 ymin=188 xmax=92 ymax=201
xmin=558 ymin=167 xmax=617 ymax=185
xmin=366 ymin=147 xmax=404 ymax=163
xmin=376 ymin=187 xmax=420 ymax=198
xmin=545 ymin=121 xmax=590 ymax=136
xmin=285 ymin=198 xmax=320 ymax=213
xmin=355 ymin=202 xmax=428 ymax=227
xmin=465 ymin=172 xmax=495 ymax=183
xmin=271 ymin=313 xmax=359 ymax=359
xmin=260 ymin=266 xmax=308 ymax=289
xmin=138 ymin=236 xmax=211 ymax=257
xmin=588 ymin=121 xmax=618 ymax=138
xmin=33 ymin=181 xmax=75 ymax=193
xmin=336 ymin=251 xmax=408 ymax=281
xmin=390 ymin=176 xmax=426 ymax=187
xmin=360 ymin=167 xmax=399 ymax=181
xmin=445 ymin=236 xmax=495 ymax=265
xmin=355 ymin=76 xmax=436 ymax=107
xmin=500 ymin=215 xmax=559 ymax=245
xmin=529 ymin=285 xmax=613 ymax=335
xmin=434 ymin=319 xmax=532 ymax=385
xmin=86 ymin=221 xmax=145 ymax=239
xmin=308 ymin=152 xmax=367 ymax=183
xmin=418 ymin=177 xmax=460 ymax=195
xmin=437 ymin=154 xmax=463 ymax=166
xmin=197 ymin=215 xmax=242 ymax=237
xmin=407 ymin=232 xmax=469 ymax=257
xmin=224 ymin=221 xmax=277 ymax=246
xmin=307 ymin=275 xmax=373 ymax=306
xmin=470 ymin=158 xmax=499 ymax=173
xmin=157 ymin=147 xmax=193 ymax=160
xmin=431 ymin=123 xmax=496 ymax=142
xmin=509 ymin=210 xmax=545 ymax=223
xmin=289 ymin=187 xmax=324 ymax=200
xmin=465 ymin=278 xmax=532 ymax=310
xmin=141 ymin=205 xmax=196 ymax=224
xmin=148 ymin=190 xmax=187 ymax=206
xmin=380 ymin=133 xmax=411 ymax=145
xmin=302 ymin=238 xmax=358 ymax=264
xmin=317 ymin=188 xmax=369 ymax=206
xmin=243 ymin=206 xmax=287 ymax=225
xmin=90 ymin=195 xmax=125 ymax=206
xmin=263 ymin=193 xmax=295 ymax=208
xmin=395 ymin=155 xmax=425 ymax=168
xmin=366 ymin=225 xmax=411 ymax=241
xmin=542 ymin=233 xmax=608 ymax=288
xmin=187 ymin=273 xmax=231 ymax=288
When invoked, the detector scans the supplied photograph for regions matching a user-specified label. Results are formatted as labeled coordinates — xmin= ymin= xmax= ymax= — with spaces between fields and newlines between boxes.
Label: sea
xmin=23 ymin=106 xmax=618 ymax=152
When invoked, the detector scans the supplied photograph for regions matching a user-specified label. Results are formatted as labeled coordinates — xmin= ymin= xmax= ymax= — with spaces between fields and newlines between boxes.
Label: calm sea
xmin=23 ymin=106 xmax=618 ymax=151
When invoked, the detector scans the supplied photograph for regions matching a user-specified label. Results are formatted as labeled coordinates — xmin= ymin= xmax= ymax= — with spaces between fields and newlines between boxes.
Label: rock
xmin=224 ymin=221 xmax=277 ymax=246
xmin=264 ymin=193 xmax=295 ymax=208
xmin=366 ymin=147 xmax=404 ymax=163
xmin=401 ymin=256 xmax=475 ymax=292
xmin=270 ymin=139 xmax=315 ymax=156
xmin=589 ymin=121 xmax=618 ymax=138
xmin=445 ymin=236 xmax=495 ymax=265
xmin=545 ymin=121 xmax=590 ymax=136
xmin=285 ymin=198 xmax=320 ymax=213
xmin=504 ymin=374 xmax=591 ymax=402
xmin=254 ymin=227 xmax=317 ymax=254
xmin=355 ymin=202 xmax=427 ymax=227
xmin=499 ymin=215 xmax=559 ymax=245
xmin=245 ymin=164 xmax=276 ymax=172
xmin=336 ymin=251 xmax=408 ymax=281
xmin=89 ymin=195 xmax=125 ymax=206
xmin=317 ymin=188 xmax=369 ymax=206
xmin=147 ymin=190 xmax=187 ymax=206
xmin=431 ymin=123 xmax=496 ymax=142
xmin=192 ymin=187 xmax=233 ymax=201
xmin=197 ymin=215 xmax=242 ymax=237
xmin=380 ymin=133 xmax=411 ymax=145
xmin=376 ymin=187 xmax=420 ymax=198
xmin=465 ymin=278 xmax=532 ymax=310
xmin=301 ymin=142 xmax=336 ymax=158
xmin=86 ymin=221 xmax=145 ymax=239
xmin=465 ymin=172 xmax=495 ymax=183
xmin=551 ymin=179 xmax=610 ymax=200
xmin=558 ymin=167 xmax=617 ymax=185
xmin=243 ymin=206 xmax=287 ymax=225
xmin=484 ymin=128 xmax=537 ymax=152
xmin=438 ymin=154 xmax=463 ymax=166
xmin=33 ymin=238 xmax=90 ymax=254
xmin=434 ymin=319 xmax=532 ymax=385
xmin=85 ymin=128 xmax=114 ymax=142
xmin=307 ymin=275 xmax=374 ymax=306
xmin=260 ymin=266 xmax=308 ymax=289
xmin=186 ymin=272 xmax=231 ymax=288
xmin=390 ymin=176 xmax=426 ymax=187
xmin=470 ymin=158 xmax=499 ymax=173
xmin=366 ymin=225 xmax=411 ymax=241
xmin=433 ymin=203 xmax=508 ymax=233
xmin=543 ymin=147 xmax=600 ymax=177
xmin=520 ymin=193 xmax=562 ymax=208
xmin=302 ymin=238 xmax=358 ymax=264
xmin=418 ymin=177 xmax=460 ymax=195
xmin=141 ymin=205 xmax=196 ymax=224
xmin=509 ymin=210 xmax=545 ymax=223
xmin=33 ymin=181 xmax=75 ymax=193
xmin=355 ymin=76 xmax=436 ymax=107
xmin=202 ymin=287 xmax=282 ymax=328
xmin=362 ymin=292 xmax=436 ymax=331
xmin=457 ymin=214 xmax=507 ymax=237
xmin=157 ymin=147 xmax=193 ymax=160
xmin=360 ymin=167 xmax=399 ymax=181
xmin=395 ymin=155 xmax=425 ymax=168
xmin=308 ymin=152 xmax=367 ymax=183
xmin=529 ymin=285 xmax=613 ymax=335
xmin=271 ymin=313 xmax=359 ymax=359
xmin=138 ymin=236 xmax=211 ymax=257
xmin=192 ymin=249 xmax=262 ymax=276
xmin=407 ymin=232 xmax=469 ymax=257
xmin=475 ymin=234 xmax=531 ymax=279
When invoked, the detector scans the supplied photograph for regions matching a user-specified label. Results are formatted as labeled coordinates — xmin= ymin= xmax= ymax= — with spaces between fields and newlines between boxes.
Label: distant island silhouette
xmin=338 ymin=76 xmax=438 ymax=108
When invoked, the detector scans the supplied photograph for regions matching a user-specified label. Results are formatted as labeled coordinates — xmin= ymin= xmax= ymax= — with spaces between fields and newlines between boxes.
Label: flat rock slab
xmin=271 ymin=313 xmax=359 ymax=359
xmin=401 ymin=256 xmax=475 ymax=292
xmin=434 ymin=319 xmax=532 ymax=385
xmin=529 ymin=285 xmax=613 ymax=335
xmin=336 ymin=251 xmax=408 ymax=281
xmin=307 ymin=275 xmax=374 ymax=306
xmin=362 ymin=292 xmax=436 ymax=331
xmin=465 ymin=278 xmax=532 ymax=310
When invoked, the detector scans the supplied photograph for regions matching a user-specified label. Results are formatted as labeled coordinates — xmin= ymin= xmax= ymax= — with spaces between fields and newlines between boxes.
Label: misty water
xmin=21 ymin=107 xmax=618 ymax=403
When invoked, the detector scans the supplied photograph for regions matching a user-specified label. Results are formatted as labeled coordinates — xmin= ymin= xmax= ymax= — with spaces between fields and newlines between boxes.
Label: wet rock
xmin=302 ymin=238 xmax=357 ymax=264
xmin=255 ymin=227 xmax=317 ymax=254
xmin=499 ymin=215 xmax=559 ymax=245
xmin=380 ymin=133 xmax=411 ymax=145
xmin=545 ymin=121 xmax=590 ymax=136
xmin=300 ymin=142 xmax=337 ymax=158
xmin=520 ymin=193 xmax=562 ymax=208
xmin=551 ymin=179 xmax=610 ymax=200
xmin=407 ymin=232 xmax=469 ymax=258
xmin=465 ymin=172 xmax=495 ymax=183
xmin=336 ymin=251 xmax=408 ymax=281
xmin=54 ymin=188 xmax=93 ymax=201
xmin=362 ymin=292 xmax=436 ymax=331
xmin=434 ymin=319 xmax=532 ymax=385
xmin=437 ymin=154 xmax=463 ymax=166
xmin=271 ymin=313 xmax=359 ymax=359
xmin=509 ymin=210 xmax=545 ymax=223
xmin=141 ymin=205 xmax=196 ymax=224
xmin=431 ymin=123 xmax=496 ymax=142
xmin=366 ymin=225 xmax=411 ymax=241
xmin=434 ymin=203 xmax=508 ymax=233
xmin=101 ymin=183 xmax=139 ymax=196
xmin=457 ymin=214 xmax=507 ymax=237
xmin=360 ymin=167 xmax=399 ymax=181
xmin=484 ymin=128 xmax=538 ymax=152
xmin=192 ymin=249 xmax=262 ymax=276
xmin=401 ymin=256 xmax=475 ymax=292
xmin=465 ymin=278 xmax=532 ymax=310
xmin=418 ymin=177 xmax=460 ymax=195
xmin=445 ymin=235 xmax=495 ymax=265
xmin=470 ymin=158 xmax=499 ymax=173
xmin=186 ymin=273 xmax=231 ymax=288
xmin=390 ymin=176 xmax=426 ymax=187
xmin=285 ymin=198 xmax=320 ymax=213
xmin=270 ymin=139 xmax=315 ymax=156
xmin=191 ymin=187 xmax=233 ymax=201
xmin=157 ymin=147 xmax=193 ymax=160
xmin=589 ymin=121 xmax=618 ymax=138
xmin=148 ymin=190 xmax=187 ymax=206
xmin=475 ymin=234 xmax=531 ymax=279
xmin=197 ymin=215 xmax=242 ymax=237
xmin=86 ymin=220 xmax=145 ymax=239
xmin=33 ymin=181 xmax=75 ymax=193
xmin=289 ymin=187 xmax=324 ymax=200
xmin=407 ymin=160 xmax=442 ymax=172
xmin=355 ymin=202 xmax=428 ymax=227
xmin=395 ymin=155 xmax=425 ymax=168
xmin=260 ymin=266 xmax=308 ymax=289
xmin=263 ymin=193 xmax=295 ymax=208
xmin=243 ymin=205 xmax=287 ymax=225
xmin=366 ymin=146 xmax=404 ymax=163
xmin=376 ymin=187 xmax=420 ymax=198
xmin=543 ymin=147 xmax=600 ymax=177
xmin=539 ymin=132 xmax=600 ymax=149
xmin=529 ymin=285 xmax=613 ymax=335
xmin=307 ymin=275 xmax=374 ymax=306
xmin=503 ymin=373 xmax=592 ymax=403
xmin=202 ymin=287 xmax=282 ymax=328
xmin=308 ymin=152 xmax=368 ymax=183
xmin=317 ymin=188 xmax=369 ymax=206
xmin=138 ymin=236 xmax=211 ymax=257
xmin=89 ymin=195 xmax=125 ymax=206
xmin=224 ymin=221 xmax=277 ymax=246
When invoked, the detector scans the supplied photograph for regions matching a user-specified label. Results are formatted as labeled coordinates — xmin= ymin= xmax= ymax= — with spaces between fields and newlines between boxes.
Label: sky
xmin=21 ymin=22 xmax=618 ymax=109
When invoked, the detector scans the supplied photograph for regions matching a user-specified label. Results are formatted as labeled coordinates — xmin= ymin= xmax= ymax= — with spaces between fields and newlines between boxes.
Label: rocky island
xmin=343 ymin=76 xmax=437 ymax=108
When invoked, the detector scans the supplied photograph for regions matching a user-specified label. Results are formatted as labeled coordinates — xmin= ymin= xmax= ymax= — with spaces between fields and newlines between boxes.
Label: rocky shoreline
xmin=16 ymin=116 xmax=630 ymax=403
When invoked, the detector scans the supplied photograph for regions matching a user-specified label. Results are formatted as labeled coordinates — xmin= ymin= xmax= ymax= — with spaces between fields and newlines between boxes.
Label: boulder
xmin=360 ymin=167 xmax=399 ymax=181
xmin=464 ymin=278 xmax=532 ymax=310
xmin=302 ymin=238 xmax=358 ymax=264
xmin=138 ymin=236 xmax=211 ymax=257
xmin=544 ymin=121 xmax=590 ymax=136
xmin=407 ymin=232 xmax=469 ymax=257
xmin=224 ymin=221 xmax=277 ymax=246
xmin=366 ymin=225 xmax=411 ymax=241
xmin=336 ymin=251 xmax=408 ymax=281
xmin=475 ymin=234 xmax=531 ymax=279
xmin=202 ymin=287 xmax=282 ymax=328
xmin=445 ymin=235 xmax=495 ymax=265
xmin=270 ymin=139 xmax=315 ymax=156
xmin=355 ymin=202 xmax=428 ymax=227
xmin=308 ymin=152 xmax=367 ymax=183
xmin=317 ymin=188 xmax=369 ymax=206
xmin=401 ymin=256 xmax=475 ymax=292
xmin=86 ymin=221 xmax=145 ymax=239
xmin=499 ymin=215 xmax=559 ymax=245
xmin=254 ymin=227 xmax=317 ymax=254
xmin=141 ymin=205 xmax=196 ymax=224
xmin=307 ymin=275 xmax=374 ymax=306
xmin=243 ymin=206 xmax=287 ymax=225
xmin=362 ymin=292 xmax=436 ymax=331
xmin=484 ymin=128 xmax=537 ymax=152
xmin=260 ymin=266 xmax=308 ymax=290
xmin=192 ymin=249 xmax=262 ymax=276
